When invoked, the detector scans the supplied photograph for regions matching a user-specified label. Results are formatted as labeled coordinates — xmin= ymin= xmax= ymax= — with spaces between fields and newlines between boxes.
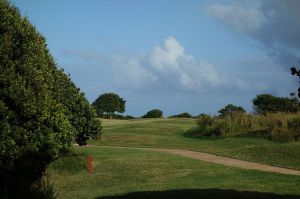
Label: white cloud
xmin=64 ymin=36 xmax=263 ymax=94
xmin=106 ymin=53 xmax=157 ymax=89
xmin=147 ymin=36 xmax=224 ymax=92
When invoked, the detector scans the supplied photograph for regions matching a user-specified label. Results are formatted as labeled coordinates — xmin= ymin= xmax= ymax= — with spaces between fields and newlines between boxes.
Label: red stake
xmin=89 ymin=155 xmax=93 ymax=174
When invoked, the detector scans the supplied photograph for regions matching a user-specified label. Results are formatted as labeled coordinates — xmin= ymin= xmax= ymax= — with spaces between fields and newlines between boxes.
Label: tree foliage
xmin=218 ymin=104 xmax=246 ymax=117
xmin=291 ymin=66 xmax=300 ymax=99
xmin=142 ymin=109 xmax=163 ymax=118
xmin=92 ymin=92 xmax=126 ymax=117
xmin=169 ymin=112 xmax=192 ymax=118
xmin=253 ymin=94 xmax=299 ymax=114
xmin=0 ymin=1 xmax=101 ymax=196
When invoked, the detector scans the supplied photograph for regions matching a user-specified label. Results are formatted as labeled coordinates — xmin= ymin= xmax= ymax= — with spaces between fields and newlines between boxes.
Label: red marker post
xmin=89 ymin=155 xmax=93 ymax=175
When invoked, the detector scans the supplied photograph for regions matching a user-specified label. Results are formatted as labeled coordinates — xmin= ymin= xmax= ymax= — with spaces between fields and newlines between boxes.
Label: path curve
xmin=83 ymin=145 xmax=300 ymax=176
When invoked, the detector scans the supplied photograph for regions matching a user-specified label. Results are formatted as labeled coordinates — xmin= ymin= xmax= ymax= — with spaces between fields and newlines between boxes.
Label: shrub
xmin=142 ymin=109 xmax=163 ymax=118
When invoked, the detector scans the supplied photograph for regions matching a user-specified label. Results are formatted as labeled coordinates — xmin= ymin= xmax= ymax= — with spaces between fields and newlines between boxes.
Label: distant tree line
xmin=92 ymin=92 xmax=300 ymax=120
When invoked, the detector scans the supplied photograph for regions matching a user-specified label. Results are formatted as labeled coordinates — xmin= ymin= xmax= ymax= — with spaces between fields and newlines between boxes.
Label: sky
xmin=11 ymin=0 xmax=300 ymax=116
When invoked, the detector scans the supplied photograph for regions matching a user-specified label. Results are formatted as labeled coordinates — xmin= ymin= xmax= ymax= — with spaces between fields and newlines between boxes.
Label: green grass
xmin=47 ymin=146 xmax=300 ymax=199
xmin=89 ymin=118 xmax=300 ymax=170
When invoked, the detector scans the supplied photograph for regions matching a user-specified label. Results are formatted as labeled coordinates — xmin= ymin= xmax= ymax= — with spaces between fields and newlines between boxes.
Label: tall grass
xmin=193 ymin=113 xmax=300 ymax=142
xmin=263 ymin=113 xmax=300 ymax=141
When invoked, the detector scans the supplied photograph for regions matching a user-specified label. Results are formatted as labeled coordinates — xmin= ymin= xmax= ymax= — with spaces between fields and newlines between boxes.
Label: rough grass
xmin=89 ymin=118 xmax=300 ymax=170
xmin=47 ymin=146 xmax=300 ymax=199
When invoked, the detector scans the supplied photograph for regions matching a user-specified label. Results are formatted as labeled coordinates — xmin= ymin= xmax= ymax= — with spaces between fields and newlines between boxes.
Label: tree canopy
xmin=253 ymin=94 xmax=299 ymax=114
xmin=218 ymin=104 xmax=246 ymax=117
xmin=291 ymin=66 xmax=300 ymax=100
xmin=92 ymin=93 xmax=126 ymax=117
xmin=169 ymin=112 xmax=192 ymax=118
xmin=142 ymin=109 xmax=163 ymax=118
xmin=0 ymin=0 xmax=101 ymax=196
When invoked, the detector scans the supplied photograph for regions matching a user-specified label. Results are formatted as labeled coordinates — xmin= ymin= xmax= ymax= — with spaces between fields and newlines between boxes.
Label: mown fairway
xmin=47 ymin=118 xmax=300 ymax=198
xmin=89 ymin=118 xmax=300 ymax=170
xmin=48 ymin=146 xmax=300 ymax=199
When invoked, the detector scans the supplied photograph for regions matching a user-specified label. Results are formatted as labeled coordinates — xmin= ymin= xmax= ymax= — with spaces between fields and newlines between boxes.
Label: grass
xmin=89 ymin=118 xmax=300 ymax=170
xmin=47 ymin=146 xmax=300 ymax=199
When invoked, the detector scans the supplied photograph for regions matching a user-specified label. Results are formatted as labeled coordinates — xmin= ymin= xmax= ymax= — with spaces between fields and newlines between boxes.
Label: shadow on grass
xmin=96 ymin=189 xmax=300 ymax=199
xmin=231 ymin=130 xmax=265 ymax=138
xmin=182 ymin=127 xmax=223 ymax=140
xmin=183 ymin=127 xmax=265 ymax=140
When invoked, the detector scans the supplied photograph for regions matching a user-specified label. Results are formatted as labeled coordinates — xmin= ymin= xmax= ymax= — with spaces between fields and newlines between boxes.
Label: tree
xmin=218 ymin=104 xmax=246 ymax=117
xmin=142 ymin=109 xmax=163 ymax=118
xmin=169 ymin=112 xmax=192 ymax=118
xmin=93 ymin=93 xmax=126 ymax=118
xmin=0 ymin=1 xmax=101 ymax=196
xmin=253 ymin=94 xmax=299 ymax=114
xmin=291 ymin=66 xmax=300 ymax=100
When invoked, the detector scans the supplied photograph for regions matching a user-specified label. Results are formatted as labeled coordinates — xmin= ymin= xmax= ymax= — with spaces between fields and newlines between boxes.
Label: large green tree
xmin=92 ymin=93 xmax=126 ymax=118
xmin=0 ymin=1 xmax=101 ymax=196
xmin=253 ymin=94 xmax=299 ymax=114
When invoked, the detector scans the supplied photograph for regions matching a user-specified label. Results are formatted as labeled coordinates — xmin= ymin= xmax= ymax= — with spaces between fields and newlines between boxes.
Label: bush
xmin=142 ymin=109 xmax=163 ymax=118
xmin=169 ymin=112 xmax=192 ymax=118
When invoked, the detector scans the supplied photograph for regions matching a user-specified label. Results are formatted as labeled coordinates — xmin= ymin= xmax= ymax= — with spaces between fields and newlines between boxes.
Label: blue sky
xmin=12 ymin=0 xmax=300 ymax=116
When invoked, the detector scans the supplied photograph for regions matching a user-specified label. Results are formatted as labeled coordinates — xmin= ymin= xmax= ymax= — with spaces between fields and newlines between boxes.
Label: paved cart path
xmin=80 ymin=145 xmax=300 ymax=176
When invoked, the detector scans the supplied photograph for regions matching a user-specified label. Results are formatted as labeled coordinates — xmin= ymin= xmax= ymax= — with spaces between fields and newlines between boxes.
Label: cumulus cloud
xmin=106 ymin=53 xmax=157 ymax=89
xmin=147 ymin=37 xmax=224 ymax=92
xmin=207 ymin=0 xmax=300 ymax=69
